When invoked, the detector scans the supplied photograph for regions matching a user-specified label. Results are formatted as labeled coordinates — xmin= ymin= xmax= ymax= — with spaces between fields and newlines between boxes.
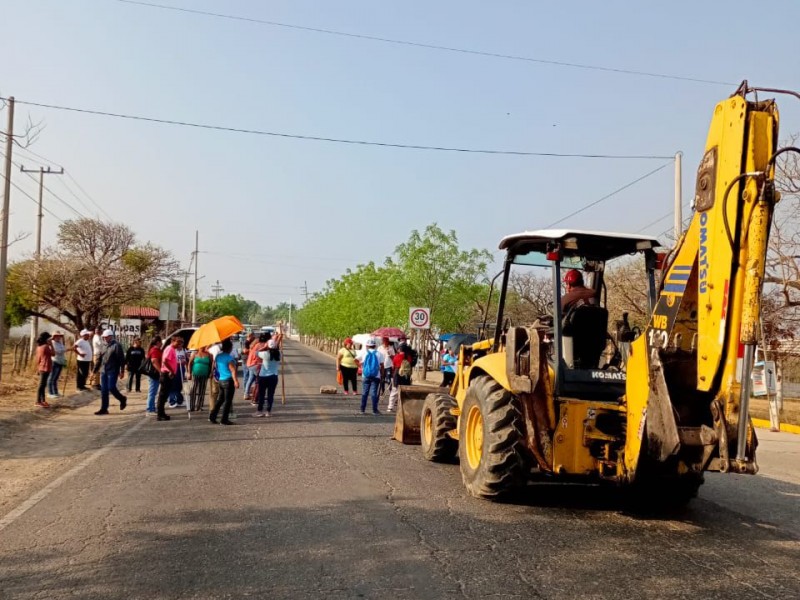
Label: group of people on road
xmin=33 ymin=326 xmax=283 ymax=427
xmin=142 ymin=329 xmax=283 ymax=425
xmin=336 ymin=336 xmax=417 ymax=415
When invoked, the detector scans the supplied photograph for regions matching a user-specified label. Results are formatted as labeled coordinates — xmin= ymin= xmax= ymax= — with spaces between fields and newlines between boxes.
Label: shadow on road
xmin=2 ymin=496 xmax=798 ymax=599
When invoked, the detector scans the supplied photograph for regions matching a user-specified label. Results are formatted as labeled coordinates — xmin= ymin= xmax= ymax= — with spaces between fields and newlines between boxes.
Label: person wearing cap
xmin=34 ymin=332 xmax=55 ymax=408
xmin=355 ymin=338 xmax=385 ymax=415
xmin=254 ymin=331 xmax=284 ymax=417
xmin=74 ymin=329 xmax=94 ymax=391
xmin=561 ymin=269 xmax=596 ymax=314
xmin=95 ymin=329 xmax=127 ymax=415
xmin=336 ymin=338 xmax=358 ymax=396
xmin=47 ymin=331 xmax=68 ymax=398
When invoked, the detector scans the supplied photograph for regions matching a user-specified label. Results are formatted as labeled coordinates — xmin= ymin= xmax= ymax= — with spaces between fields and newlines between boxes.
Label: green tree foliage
xmin=5 ymin=218 xmax=178 ymax=333
xmin=196 ymin=294 xmax=260 ymax=323
xmin=297 ymin=225 xmax=492 ymax=343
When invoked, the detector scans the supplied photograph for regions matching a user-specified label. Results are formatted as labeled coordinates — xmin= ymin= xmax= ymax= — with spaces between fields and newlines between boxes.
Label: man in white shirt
xmin=74 ymin=329 xmax=93 ymax=391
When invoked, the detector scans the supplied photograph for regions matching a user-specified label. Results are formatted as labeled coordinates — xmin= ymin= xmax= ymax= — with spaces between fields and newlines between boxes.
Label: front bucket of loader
xmin=393 ymin=385 xmax=442 ymax=444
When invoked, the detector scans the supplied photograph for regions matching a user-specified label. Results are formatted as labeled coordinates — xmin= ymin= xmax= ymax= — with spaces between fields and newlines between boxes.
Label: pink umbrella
xmin=372 ymin=327 xmax=407 ymax=339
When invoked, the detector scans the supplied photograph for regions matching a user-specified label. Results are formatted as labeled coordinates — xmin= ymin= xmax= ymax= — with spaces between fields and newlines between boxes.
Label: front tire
xmin=458 ymin=375 xmax=529 ymax=499
xmin=421 ymin=393 xmax=457 ymax=462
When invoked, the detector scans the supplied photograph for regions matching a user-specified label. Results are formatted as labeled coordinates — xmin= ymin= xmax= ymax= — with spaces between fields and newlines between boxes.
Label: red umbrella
xmin=372 ymin=327 xmax=407 ymax=339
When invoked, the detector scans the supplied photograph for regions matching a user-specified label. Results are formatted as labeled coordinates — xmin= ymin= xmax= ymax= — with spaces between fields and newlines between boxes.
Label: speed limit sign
xmin=409 ymin=307 xmax=431 ymax=330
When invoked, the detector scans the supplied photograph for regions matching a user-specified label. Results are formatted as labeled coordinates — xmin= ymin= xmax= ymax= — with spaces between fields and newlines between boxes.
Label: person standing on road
xmin=254 ymin=332 xmax=283 ymax=417
xmin=74 ymin=329 xmax=93 ymax=391
xmin=245 ymin=333 xmax=267 ymax=401
xmin=240 ymin=332 xmax=256 ymax=399
xmin=47 ymin=331 xmax=68 ymax=398
xmin=168 ymin=339 xmax=188 ymax=408
xmin=90 ymin=326 xmax=106 ymax=390
xmin=188 ymin=345 xmax=212 ymax=411
xmin=209 ymin=339 xmax=239 ymax=425
xmin=379 ymin=336 xmax=395 ymax=396
xmin=96 ymin=329 xmax=127 ymax=416
xmin=336 ymin=338 xmax=358 ymax=396
xmin=156 ymin=336 xmax=183 ymax=421
xmin=356 ymin=338 xmax=385 ymax=415
xmin=125 ymin=338 xmax=146 ymax=393
xmin=440 ymin=348 xmax=457 ymax=389
xmin=388 ymin=342 xmax=414 ymax=413
xmin=35 ymin=332 xmax=55 ymax=408
xmin=145 ymin=336 xmax=163 ymax=415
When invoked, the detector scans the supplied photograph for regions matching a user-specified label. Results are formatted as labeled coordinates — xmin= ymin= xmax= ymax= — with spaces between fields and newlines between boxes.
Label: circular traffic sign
xmin=410 ymin=308 xmax=430 ymax=329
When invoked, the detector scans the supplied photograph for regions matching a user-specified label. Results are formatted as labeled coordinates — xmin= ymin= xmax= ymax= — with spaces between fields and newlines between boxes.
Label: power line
xmin=636 ymin=202 xmax=692 ymax=234
xmin=115 ymin=0 xmax=734 ymax=87
xmin=17 ymin=162 xmax=85 ymax=219
xmin=0 ymin=152 xmax=66 ymax=222
xmin=14 ymin=145 xmax=114 ymax=220
xmin=545 ymin=161 xmax=673 ymax=228
xmin=3 ymin=97 xmax=673 ymax=160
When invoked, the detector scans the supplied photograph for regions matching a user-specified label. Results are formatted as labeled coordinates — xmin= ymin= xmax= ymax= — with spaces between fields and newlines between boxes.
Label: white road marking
xmin=0 ymin=417 xmax=147 ymax=533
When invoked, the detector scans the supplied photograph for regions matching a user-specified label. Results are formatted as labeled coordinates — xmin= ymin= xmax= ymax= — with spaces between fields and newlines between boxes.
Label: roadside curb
xmin=752 ymin=418 xmax=800 ymax=435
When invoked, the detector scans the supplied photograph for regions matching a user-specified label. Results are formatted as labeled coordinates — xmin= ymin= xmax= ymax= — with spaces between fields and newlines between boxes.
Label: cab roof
xmin=499 ymin=229 xmax=662 ymax=260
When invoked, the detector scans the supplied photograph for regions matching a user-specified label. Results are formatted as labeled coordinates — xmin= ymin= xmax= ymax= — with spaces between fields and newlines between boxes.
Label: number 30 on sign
xmin=409 ymin=307 xmax=431 ymax=330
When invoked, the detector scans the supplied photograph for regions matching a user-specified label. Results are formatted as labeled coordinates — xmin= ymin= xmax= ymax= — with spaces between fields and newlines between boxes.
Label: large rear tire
xmin=421 ymin=393 xmax=457 ymax=462
xmin=458 ymin=375 xmax=529 ymax=499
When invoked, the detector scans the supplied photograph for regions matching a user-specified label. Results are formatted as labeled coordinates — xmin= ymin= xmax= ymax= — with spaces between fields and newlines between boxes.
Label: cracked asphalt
xmin=0 ymin=341 xmax=798 ymax=599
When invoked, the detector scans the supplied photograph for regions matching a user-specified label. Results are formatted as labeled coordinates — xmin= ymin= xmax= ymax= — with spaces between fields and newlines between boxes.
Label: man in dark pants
xmin=125 ymin=338 xmax=145 ymax=392
xmin=74 ymin=329 xmax=93 ymax=390
xmin=96 ymin=329 xmax=127 ymax=415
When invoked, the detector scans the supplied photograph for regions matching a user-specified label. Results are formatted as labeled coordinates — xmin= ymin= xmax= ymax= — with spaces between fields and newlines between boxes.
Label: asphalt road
xmin=0 ymin=341 xmax=798 ymax=599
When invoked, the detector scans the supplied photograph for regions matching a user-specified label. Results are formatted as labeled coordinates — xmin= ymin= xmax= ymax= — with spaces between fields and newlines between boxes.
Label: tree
xmin=296 ymin=225 xmax=493 ymax=374
xmin=7 ymin=218 xmax=178 ymax=333
xmin=196 ymin=294 xmax=260 ymax=323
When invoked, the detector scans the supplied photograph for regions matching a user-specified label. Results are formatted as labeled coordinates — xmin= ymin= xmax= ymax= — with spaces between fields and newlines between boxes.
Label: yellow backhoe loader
xmin=395 ymin=82 xmax=800 ymax=504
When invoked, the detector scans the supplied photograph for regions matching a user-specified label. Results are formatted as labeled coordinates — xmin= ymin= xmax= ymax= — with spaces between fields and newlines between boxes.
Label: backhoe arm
xmin=625 ymin=86 xmax=780 ymax=477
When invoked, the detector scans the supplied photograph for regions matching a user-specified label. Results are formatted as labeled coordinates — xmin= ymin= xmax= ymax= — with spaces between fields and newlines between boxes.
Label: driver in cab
xmin=561 ymin=269 xmax=596 ymax=313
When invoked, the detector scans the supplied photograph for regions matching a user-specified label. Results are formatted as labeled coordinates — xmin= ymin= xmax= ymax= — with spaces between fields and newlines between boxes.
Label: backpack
xmin=398 ymin=356 xmax=412 ymax=378
xmin=362 ymin=350 xmax=380 ymax=379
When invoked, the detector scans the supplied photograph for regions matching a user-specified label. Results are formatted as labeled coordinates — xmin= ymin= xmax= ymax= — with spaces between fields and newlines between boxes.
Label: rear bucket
xmin=393 ymin=385 xmax=442 ymax=444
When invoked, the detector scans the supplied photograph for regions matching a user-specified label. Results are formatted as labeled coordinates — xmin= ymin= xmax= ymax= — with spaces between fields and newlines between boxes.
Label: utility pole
xmin=302 ymin=281 xmax=309 ymax=301
xmin=20 ymin=165 xmax=63 ymax=354
xmin=674 ymin=151 xmax=683 ymax=239
xmin=191 ymin=230 xmax=198 ymax=325
xmin=211 ymin=280 xmax=224 ymax=299
xmin=0 ymin=97 xmax=15 ymax=380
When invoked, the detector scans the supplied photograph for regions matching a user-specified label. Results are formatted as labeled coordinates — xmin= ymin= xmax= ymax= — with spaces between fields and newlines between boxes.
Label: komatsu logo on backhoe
xmin=699 ymin=212 xmax=709 ymax=293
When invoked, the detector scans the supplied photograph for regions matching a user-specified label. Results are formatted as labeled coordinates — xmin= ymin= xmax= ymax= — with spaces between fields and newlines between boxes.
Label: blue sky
xmin=1 ymin=0 xmax=799 ymax=307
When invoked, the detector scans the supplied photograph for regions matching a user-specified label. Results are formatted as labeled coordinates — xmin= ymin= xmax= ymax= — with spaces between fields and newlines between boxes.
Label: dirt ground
xmin=0 ymin=352 xmax=86 ymax=430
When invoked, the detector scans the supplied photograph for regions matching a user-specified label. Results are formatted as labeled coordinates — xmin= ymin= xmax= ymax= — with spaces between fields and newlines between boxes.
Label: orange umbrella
xmin=188 ymin=315 xmax=244 ymax=350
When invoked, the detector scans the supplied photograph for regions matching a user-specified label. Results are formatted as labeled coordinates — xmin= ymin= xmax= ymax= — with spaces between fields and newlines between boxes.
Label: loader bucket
xmin=393 ymin=385 xmax=442 ymax=444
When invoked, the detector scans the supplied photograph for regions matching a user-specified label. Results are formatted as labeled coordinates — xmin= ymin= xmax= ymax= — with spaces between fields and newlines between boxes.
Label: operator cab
xmin=497 ymin=229 xmax=661 ymax=401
